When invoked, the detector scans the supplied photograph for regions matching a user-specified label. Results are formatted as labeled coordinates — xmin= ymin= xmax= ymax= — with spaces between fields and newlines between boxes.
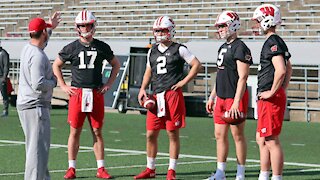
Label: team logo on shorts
xmin=261 ymin=127 xmax=267 ymax=134
xmin=175 ymin=121 xmax=180 ymax=126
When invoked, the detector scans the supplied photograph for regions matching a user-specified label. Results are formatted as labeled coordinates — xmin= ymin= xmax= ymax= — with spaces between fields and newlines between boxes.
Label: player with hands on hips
xmin=252 ymin=4 xmax=292 ymax=180
xmin=205 ymin=10 xmax=252 ymax=180
xmin=135 ymin=16 xmax=202 ymax=180
xmin=52 ymin=9 xmax=120 ymax=179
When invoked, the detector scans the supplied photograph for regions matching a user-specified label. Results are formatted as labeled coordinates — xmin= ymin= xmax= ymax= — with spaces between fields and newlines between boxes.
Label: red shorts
xmin=214 ymin=89 xmax=249 ymax=124
xmin=257 ymin=88 xmax=286 ymax=137
xmin=146 ymin=88 xmax=186 ymax=131
xmin=68 ymin=88 xmax=105 ymax=129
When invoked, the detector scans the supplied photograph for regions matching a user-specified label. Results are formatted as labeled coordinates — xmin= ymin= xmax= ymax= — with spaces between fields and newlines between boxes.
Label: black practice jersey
xmin=59 ymin=39 xmax=114 ymax=88
xmin=149 ymin=42 xmax=186 ymax=93
xmin=257 ymin=34 xmax=291 ymax=92
xmin=216 ymin=38 xmax=253 ymax=98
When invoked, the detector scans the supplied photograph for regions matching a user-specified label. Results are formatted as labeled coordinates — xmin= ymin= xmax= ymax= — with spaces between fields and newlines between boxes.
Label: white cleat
xmin=235 ymin=175 xmax=245 ymax=180
xmin=204 ymin=172 xmax=226 ymax=180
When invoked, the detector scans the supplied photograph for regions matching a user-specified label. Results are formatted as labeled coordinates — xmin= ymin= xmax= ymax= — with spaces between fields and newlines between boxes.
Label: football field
xmin=0 ymin=107 xmax=319 ymax=180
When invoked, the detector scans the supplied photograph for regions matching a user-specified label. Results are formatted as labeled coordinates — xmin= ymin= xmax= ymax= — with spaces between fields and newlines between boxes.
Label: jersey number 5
xmin=78 ymin=51 xmax=97 ymax=69
xmin=157 ymin=56 xmax=167 ymax=74
xmin=217 ymin=48 xmax=227 ymax=67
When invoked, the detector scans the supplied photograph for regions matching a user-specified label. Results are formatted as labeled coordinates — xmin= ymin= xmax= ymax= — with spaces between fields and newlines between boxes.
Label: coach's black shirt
xmin=216 ymin=38 xmax=252 ymax=98
xmin=59 ymin=39 xmax=114 ymax=88
xmin=257 ymin=34 xmax=291 ymax=93
xmin=149 ymin=43 xmax=185 ymax=93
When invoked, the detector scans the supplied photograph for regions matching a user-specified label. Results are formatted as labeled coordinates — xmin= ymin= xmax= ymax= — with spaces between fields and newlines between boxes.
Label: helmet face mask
xmin=252 ymin=4 xmax=281 ymax=32
xmin=214 ymin=11 xmax=240 ymax=39
xmin=153 ymin=16 xmax=176 ymax=43
xmin=75 ymin=10 xmax=97 ymax=39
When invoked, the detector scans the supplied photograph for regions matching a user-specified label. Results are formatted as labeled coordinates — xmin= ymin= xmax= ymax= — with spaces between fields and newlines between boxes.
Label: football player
xmin=205 ymin=10 xmax=253 ymax=180
xmin=52 ymin=9 xmax=120 ymax=179
xmin=252 ymin=4 xmax=292 ymax=180
xmin=134 ymin=16 xmax=202 ymax=180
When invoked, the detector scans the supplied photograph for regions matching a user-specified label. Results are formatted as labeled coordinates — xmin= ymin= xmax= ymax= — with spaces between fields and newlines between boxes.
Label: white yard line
xmin=1 ymin=139 xmax=320 ymax=176
xmin=299 ymin=168 xmax=320 ymax=172
xmin=107 ymin=152 xmax=144 ymax=156
xmin=0 ymin=160 xmax=216 ymax=176
xmin=78 ymin=150 xmax=94 ymax=153
xmin=0 ymin=144 xmax=22 ymax=147
xmin=291 ymin=143 xmax=305 ymax=146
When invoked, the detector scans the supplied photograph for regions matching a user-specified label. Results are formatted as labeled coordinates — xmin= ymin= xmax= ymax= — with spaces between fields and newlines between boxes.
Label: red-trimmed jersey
xmin=216 ymin=38 xmax=252 ymax=98
xmin=257 ymin=34 xmax=291 ymax=93
xmin=58 ymin=39 xmax=114 ymax=88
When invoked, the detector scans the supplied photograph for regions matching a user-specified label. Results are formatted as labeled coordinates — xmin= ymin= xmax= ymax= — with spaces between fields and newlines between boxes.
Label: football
xmin=142 ymin=95 xmax=156 ymax=110
xmin=221 ymin=111 xmax=246 ymax=125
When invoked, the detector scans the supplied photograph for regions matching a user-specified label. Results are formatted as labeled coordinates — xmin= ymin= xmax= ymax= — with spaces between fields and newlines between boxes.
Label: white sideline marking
xmin=109 ymin=131 xmax=120 ymax=134
xmin=1 ymin=140 xmax=320 ymax=168
xmin=179 ymin=135 xmax=189 ymax=138
xmin=291 ymin=143 xmax=305 ymax=146
xmin=246 ymin=164 xmax=261 ymax=168
xmin=50 ymin=146 xmax=61 ymax=149
xmin=299 ymin=168 xmax=320 ymax=172
xmin=156 ymin=157 xmax=171 ymax=160
xmin=78 ymin=150 xmax=93 ymax=153
xmin=107 ymin=152 xmax=144 ymax=157
xmin=0 ymin=144 xmax=21 ymax=147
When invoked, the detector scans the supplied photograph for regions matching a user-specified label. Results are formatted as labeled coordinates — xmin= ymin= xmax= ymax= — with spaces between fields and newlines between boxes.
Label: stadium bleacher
xmin=0 ymin=0 xmax=320 ymax=122
xmin=0 ymin=0 xmax=319 ymax=40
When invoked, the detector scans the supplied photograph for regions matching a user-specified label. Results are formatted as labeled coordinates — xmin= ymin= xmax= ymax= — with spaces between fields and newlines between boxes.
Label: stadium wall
xmin=1 ymin=39 xmax=319 ymax=65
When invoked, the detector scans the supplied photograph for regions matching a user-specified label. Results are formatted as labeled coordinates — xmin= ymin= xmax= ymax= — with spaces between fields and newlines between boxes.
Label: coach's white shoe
xmin=204 ymin=171 xmax=226 ymax=180
xmin=235 ymin=175 xmax=245 ymax=180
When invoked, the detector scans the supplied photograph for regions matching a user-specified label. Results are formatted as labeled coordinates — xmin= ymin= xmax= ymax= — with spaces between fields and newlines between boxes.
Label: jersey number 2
xmin=78 ymin=51 xmax=97 ymax=69
xmin=157 ymin=56 xmax=167 ymax=74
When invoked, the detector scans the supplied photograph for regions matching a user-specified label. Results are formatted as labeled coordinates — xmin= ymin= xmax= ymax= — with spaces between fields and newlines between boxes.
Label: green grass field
xmin=0 ymin=107 xmax=320 ymax=180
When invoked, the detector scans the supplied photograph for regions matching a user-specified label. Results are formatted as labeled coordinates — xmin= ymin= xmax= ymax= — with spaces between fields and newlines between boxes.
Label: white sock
xmin=147 ymin=157 xmax=156 ymax=170
xmin=272 ymin=175 xmax=282 ymax=180
xmin=258 ymin=171 xmax=270 ymax=180
xmin=236 ymin=164 xmax=245 ymax=177
xmin=217 ymin=162 xmax=226 ymax=172
xmin=97 ymin=160 xmax=105 ymax=168
xmin=68 ymin=160 xmax=76 ymax=168
xmin=168 ymin=158 xmax=177 ymax=170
